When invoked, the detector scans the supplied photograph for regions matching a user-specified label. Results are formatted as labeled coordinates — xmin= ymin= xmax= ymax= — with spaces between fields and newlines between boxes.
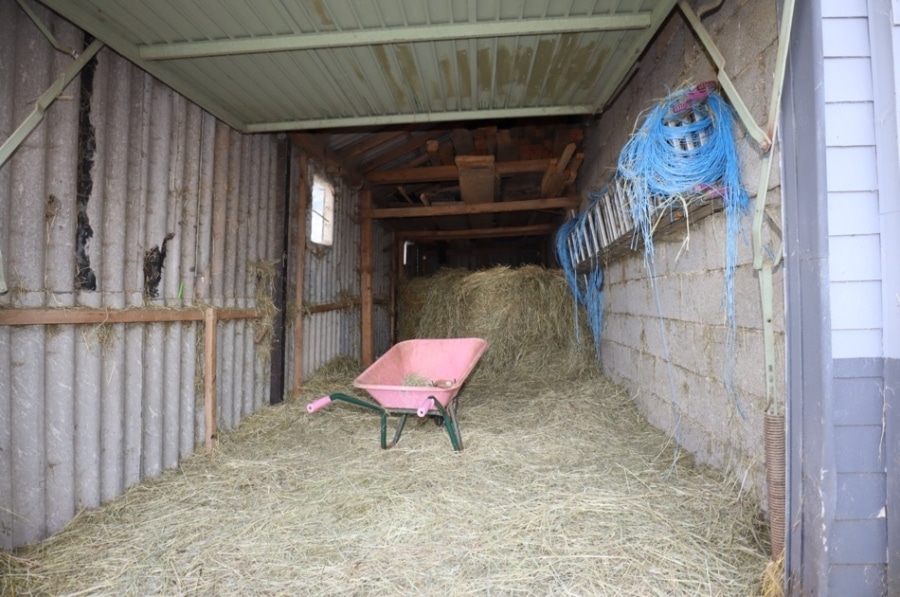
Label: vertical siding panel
xmin=44 ymin=325 xmax=75 ymax=536
xmin=74 ymin=315 xmax=102 ymax=510
xmin=142 ymin=323 xmax=164 ymax=478
xmin=42 ymin=15 xmax=82 ymax=536
xmin=98 ymin=51 xmax=131 ymax=502
xmin=178 ymin=105 xmax=202 ymax=459
xmin=161 ymin=95 xmax=187 ymax=470
xmin=9 ymin=3 xmax=48 ymax=308
xmin=194 ymin=114 xmax=217 ymax=302
xmin=140 ymin=82 xmax=174 ymax=479
xmin=0 ymin=0 xmax=13 ymax=550
xmin=11 ymin=330 xmax=44 ymax=545
xmin=180 ymin=323 xmax=197 ymax=459
xmin=73 ymin=32 xmax=103 ymax=510
xmin=244 ymin=138 xmax=261 ymax=413
xmin=0 ymin=327 xmax=10 ymax=549
xmin=233 ymin=137 xmax=255 ymax=426
xmin=123 ymin=71 xmax=152 ymax=489
xmin=7 ymin=3 xmax=54 ymax=545
xmin=209 ymin=124 xmax=228 ymax=435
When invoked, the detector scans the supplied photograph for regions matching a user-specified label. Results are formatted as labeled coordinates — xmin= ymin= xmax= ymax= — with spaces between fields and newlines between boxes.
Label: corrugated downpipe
xmin=765 ymin=412 xmax=786 ymax=559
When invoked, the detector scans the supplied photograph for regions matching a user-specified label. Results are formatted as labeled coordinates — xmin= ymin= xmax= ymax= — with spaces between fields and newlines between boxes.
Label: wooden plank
xmin=0 ymin=306 xmax=263 ymax=326
xmin=0 ymin=307 xmax=202 ymax=325
xmin=292 ymin=152 xmax=309 ymax=398
xmin=456 ymin=155 xmax=496 ymax=203
xmin=360 ymin=188 xmax=374 ymax=366
xmin=364 ymin=196 xmax=577 ymax=219
xmin=204 ymin=306 xmax=218 ymax=454
xmin=398 ymin=223 xmax=557 ymax=241
xmin=367 ymin=158 xmax=552 ymax=184
xmin=456 ymin=154 xmax=496 ymax=228
xmin=557 ymin=142 xmax=577 ymax=171
xmin=496 ymin=129 xmax=518 ymax=161
xmin=397 ymin=185 xmax=415 ymax=204
xmin=450 ymin=128 xmax=475 ymax=154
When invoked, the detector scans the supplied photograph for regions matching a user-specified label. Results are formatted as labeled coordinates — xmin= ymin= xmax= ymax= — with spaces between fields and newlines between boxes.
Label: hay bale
xmin=402 ymin=265 xmax=597 ymax=382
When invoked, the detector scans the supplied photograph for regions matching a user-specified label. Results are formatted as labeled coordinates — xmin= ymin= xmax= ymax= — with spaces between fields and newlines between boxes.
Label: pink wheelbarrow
xmin=307 ymin=338 xmax=488 ymax=451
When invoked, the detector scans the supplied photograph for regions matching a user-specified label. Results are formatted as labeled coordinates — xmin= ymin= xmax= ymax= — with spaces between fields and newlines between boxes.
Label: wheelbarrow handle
xmin=417 ymin=396 xmax=435 ymax=418
xmin=307 ymin=396 xmax=332 ymax=413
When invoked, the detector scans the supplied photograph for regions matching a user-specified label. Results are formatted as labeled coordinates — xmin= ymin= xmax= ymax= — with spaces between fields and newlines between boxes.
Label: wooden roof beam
xmin=364 ymin=196 xmax=577 ymax=219
xmin=397 ymin=223 xmax=557 ymax=241
xmin=367 ymin=158 xmax=552 ymax=184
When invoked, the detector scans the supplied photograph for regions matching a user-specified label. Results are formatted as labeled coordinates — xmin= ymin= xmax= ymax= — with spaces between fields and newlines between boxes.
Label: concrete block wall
xmin=579 ymin=0 xmax=783 ymax=503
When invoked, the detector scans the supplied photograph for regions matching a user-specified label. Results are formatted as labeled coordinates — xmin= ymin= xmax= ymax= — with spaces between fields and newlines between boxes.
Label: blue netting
xmin=555 ymin=203 xmax=604 ymax=358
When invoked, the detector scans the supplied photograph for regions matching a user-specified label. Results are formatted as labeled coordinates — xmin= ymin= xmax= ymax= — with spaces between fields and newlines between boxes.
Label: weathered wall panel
xmin=580 ymin=0 xmax=781 ymax=503
xmin=0 ymin=2 xmax=285 ymax=550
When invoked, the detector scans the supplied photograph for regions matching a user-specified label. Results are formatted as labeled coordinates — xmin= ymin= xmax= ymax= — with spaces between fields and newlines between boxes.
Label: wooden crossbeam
xmin=367 ymin=158 xmax=552 ymax=184
xmin=398 ymin=223 xmax=557 ymax=241
xmin=363 ymin=196 xmax=576 ymax=219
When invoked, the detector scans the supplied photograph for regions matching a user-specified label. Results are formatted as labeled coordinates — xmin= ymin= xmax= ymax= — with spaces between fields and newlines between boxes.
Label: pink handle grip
xmin=307 ymin=396 xmax=332 ymax=413
xmin=417 ymin=397 xmax=434 ymax=418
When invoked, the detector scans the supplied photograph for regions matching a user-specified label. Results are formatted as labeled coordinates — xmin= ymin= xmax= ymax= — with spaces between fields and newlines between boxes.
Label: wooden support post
xmin=360 ymin=188 xmax=375 ymax=366
xmin=292 ymin=152 xmax=309 ymax=399
xmin=390 ymin=229 xmax=398 ymax=345
xmin=204 ymin=307 xmax=218 ymax=454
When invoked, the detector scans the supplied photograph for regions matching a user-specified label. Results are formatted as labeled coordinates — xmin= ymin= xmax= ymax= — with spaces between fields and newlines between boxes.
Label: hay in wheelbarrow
xmin=0 ymin=360 xmax=769 ymax=596
xmin=400 ymin=265 xmax=598 ymax=381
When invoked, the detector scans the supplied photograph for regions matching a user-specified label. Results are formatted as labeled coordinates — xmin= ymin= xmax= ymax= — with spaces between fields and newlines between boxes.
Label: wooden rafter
xmin=364 ymin=196 xmax=576 ymax=219
xmin=367 ymin=158 xmax=552 ymax=184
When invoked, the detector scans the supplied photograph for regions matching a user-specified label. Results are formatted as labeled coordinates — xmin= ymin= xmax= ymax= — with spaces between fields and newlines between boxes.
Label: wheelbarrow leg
xmin=383 ymin=414 xmax=409 ymax=449
xmin=429 ymin=398 xmax=463 ymax=451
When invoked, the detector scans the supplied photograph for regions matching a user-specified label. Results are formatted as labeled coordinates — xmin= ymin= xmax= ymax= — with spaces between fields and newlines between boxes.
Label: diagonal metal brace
xmin=0 ymin=38 xmax=105 ymax=169
xmin=677 ymin=0 xmax=772 ymax=151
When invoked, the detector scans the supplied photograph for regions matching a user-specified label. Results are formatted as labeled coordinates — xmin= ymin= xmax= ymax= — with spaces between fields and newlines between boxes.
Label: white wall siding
xmin=823 ymin=2 xmax=883 ymax=359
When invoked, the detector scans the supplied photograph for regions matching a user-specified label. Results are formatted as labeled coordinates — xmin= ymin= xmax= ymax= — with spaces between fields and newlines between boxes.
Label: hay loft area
xmin=1 ymin=0 xmax=785 ymax=595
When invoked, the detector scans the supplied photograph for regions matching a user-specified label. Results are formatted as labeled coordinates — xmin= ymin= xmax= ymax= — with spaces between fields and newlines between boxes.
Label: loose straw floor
xmin=2 ymin=361 xmax=768 ymax=596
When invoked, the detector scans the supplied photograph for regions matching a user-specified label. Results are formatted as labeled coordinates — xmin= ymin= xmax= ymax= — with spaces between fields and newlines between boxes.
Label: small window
xmin=310 ymin=176 xmax=334 ymax=246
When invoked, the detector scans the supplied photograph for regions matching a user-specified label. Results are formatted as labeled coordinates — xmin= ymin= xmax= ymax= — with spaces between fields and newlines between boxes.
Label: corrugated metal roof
xmin=38 ymin=0 xmax=677 ymax=132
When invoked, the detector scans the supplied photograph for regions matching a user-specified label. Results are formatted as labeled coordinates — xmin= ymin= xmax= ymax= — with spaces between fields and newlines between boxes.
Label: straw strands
xmin=1 ymin=362 xmax=769 ymax=596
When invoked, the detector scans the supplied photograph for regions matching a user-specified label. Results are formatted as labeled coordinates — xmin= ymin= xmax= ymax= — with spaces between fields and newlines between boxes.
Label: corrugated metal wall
xmin=299 ymin=160 xmax=361 ymax=376
xmin=372 ymin=223 xmax=393 ymax=359
xmin=282 ymin=157 xmax=394 ymax=386
xmin=0 ymin=2 xmax=286 ymax=549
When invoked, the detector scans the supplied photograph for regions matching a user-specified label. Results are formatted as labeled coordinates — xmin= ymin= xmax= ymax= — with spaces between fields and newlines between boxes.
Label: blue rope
xmin=617 ymin=86 xmax=749 ymax=418
xmin=555 ymin=198 xmax=604 ymax=358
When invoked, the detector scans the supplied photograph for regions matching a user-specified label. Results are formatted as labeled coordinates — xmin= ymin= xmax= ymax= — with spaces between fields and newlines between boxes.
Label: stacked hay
xmin=399 ymin=265 xmax=597 ymax=381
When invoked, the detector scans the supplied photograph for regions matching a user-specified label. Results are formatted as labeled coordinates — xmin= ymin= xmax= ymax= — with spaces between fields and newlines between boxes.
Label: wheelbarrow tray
xmin=307 ymin=338 xmax=487 ymax=451
xmin=353 ymin=337 xmax=488 ymax=411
